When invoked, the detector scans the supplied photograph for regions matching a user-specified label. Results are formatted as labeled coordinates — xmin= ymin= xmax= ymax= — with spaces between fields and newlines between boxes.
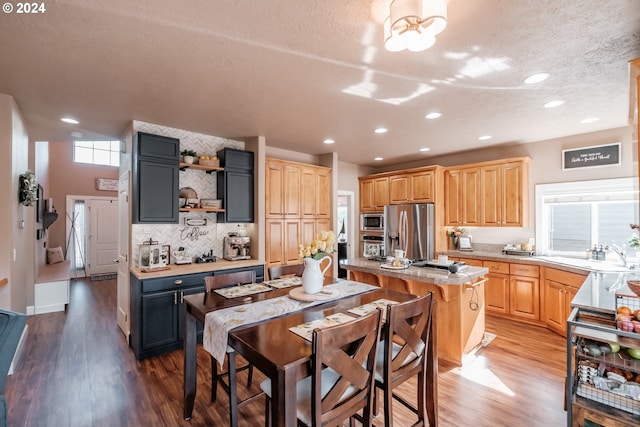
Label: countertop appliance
xmin=360 ymin=212 xmax=384 ymax=232
xmin=223 ymin=236 xmax=251 ymax=261
xmin=384 ymin=203 xmax=435 ymax=261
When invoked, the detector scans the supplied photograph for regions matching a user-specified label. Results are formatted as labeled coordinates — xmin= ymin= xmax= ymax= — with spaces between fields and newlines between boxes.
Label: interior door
xmin=88 ymin=198 xmax=118 ymax=275
xmin=117 ymin=171 xmax=131 ymax=338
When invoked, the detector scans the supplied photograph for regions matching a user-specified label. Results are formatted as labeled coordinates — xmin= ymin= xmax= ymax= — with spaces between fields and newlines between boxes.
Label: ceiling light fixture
xmin=374 ymin=157 xmax=384 ymax=161
xmin=523 ymin=73 xmax=550 ymax=84
xmin=61 ymin=117 xmax=79 ymax=124
xmin=419 ymin=147 xmax=431 ymax=152
xmin=580 ymin=117 xmax=599 ymax=124
xmin=374 ymin=127 xmax=388 ymax=134
xmin=478 ymin=135 xmax=492 ymax=141
xmin=384 ymin=0 xmax=447 ymax=52
xmin=323 ymin=138 xmax=335 ymax=144
xmin=544 ymin=100 xmax=565 ymax=108
xmin=425 ymin=112 xmax=441 ymax=119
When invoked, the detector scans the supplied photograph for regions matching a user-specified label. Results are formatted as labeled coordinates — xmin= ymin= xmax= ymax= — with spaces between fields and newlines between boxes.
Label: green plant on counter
xmin=180 ymin=149 xmax=197 ymax=157
xmin=630 ymin=235 xmax=640 ymax=250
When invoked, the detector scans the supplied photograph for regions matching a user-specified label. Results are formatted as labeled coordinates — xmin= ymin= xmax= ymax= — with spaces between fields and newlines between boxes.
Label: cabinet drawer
xmin=544 ymin=267 xmax=587 ymax=288
xmin=510 ymin=263 xmax=539 ymax=278
xmin=141 ymin=272 xmax=210 ymax=294
xmin=483 ymin=260 xmax=509 ymax=274
xmin=457 ymin=258 xmax=483 ymax=267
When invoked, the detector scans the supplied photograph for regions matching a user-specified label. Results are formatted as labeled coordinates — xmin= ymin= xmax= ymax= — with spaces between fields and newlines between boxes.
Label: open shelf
xmin=179 ymin=162 xmax=223 ymax=174
xmin=179 ymin=207 xmax=224 ymax=213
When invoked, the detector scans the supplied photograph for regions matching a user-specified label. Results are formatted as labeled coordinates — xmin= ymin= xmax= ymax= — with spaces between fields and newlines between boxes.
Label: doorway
xmin=337 ymin=191 xmax=356 ymax=277
xmin=65 ymin=195 xmax=118 ymax=279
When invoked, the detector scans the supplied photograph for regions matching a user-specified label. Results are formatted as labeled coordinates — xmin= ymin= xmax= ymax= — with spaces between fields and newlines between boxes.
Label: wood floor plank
xmin=4 ymin=278 xmax=568 ymax=426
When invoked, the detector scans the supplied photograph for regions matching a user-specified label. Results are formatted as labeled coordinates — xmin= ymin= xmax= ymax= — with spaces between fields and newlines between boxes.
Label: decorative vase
xmin=302 ymin=256 xmax=332 ymax=294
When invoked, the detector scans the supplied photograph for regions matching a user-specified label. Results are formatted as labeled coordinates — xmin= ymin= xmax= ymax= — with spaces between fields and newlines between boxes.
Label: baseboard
xmin=34 ymin=304 xmax=66 ymax=315
xmin=8 ymin=324 xmax=28 ymax=375
xmin=26 ymin=306 xmax=34 ymax=315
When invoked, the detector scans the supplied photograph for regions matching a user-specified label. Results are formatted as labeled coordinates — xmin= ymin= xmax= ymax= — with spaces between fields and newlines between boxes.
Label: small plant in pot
xmin=180 ymin=149 xmax=197 ymax=164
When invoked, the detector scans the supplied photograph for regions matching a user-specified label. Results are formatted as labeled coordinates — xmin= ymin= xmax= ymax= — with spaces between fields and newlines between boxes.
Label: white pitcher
xmin=302 ymin=256 xmax=332 ymax=294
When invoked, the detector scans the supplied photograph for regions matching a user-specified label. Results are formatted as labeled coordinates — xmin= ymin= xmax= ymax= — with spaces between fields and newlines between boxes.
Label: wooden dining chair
xmin=260 ymin=309 xmax=383 ymax=427
xmin=374 ymin=293 xmax=435 ymax=426
xmin=267 ymin=263 xmax=304 ymax=280
xmin=204 ymin=271 xmax=260 ymax=427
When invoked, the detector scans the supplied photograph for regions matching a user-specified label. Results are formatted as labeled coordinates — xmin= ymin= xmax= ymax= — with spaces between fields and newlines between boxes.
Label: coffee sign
xmin=562 ymin=143 xmax=620 ymax=170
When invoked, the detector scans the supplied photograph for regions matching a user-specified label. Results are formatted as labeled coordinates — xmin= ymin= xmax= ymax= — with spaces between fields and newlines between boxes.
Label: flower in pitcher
xmin=298 ymin=230 xmax=336 ymax=260
xmin=448 ymin=226 xmax=465 ymax=238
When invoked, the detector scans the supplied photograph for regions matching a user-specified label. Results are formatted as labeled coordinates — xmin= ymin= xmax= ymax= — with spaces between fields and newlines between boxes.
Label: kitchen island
xmin=342 ymin=258 xmax=489 ymax=366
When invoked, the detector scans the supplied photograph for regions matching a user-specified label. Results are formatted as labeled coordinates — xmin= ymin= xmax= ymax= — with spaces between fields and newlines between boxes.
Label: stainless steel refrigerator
xmin=384 ymin=203 xmax=435 ymax=261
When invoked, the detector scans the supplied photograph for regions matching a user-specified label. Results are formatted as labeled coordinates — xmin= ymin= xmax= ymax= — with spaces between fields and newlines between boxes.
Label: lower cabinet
xmin=542 ymin=267 xmax=587 ymax=337
xmin=130 ymin=265 xmax=265 ymax=360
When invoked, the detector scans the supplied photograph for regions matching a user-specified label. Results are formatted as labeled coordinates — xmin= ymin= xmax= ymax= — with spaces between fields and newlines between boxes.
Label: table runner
xmin=203 ymin=281 xmax=378 ymax=366
xmin=214 ymin=283 xmax=272 ymax=298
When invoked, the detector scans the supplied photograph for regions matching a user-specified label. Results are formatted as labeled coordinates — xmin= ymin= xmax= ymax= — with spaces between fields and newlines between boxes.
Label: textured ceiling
xmin=0 ymin=0 xmax=639 ymax=166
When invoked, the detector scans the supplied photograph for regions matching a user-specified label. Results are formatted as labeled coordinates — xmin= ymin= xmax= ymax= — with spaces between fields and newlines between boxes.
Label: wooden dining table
xmin=183 ymin=278 xmax=438 ymax=427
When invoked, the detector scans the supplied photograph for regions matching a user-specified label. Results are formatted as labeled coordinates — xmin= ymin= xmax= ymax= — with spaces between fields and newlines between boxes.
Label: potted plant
xmin=180 ymin=149 xmax=197 ymax=164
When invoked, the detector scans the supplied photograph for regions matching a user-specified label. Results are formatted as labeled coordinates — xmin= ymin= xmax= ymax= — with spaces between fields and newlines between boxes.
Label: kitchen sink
xmin=535 ymin=256 xmax=631 ymax=272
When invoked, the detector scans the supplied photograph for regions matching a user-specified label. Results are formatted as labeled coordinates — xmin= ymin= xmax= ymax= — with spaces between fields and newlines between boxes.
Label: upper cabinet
xmin=217 ymin=148 xmax=254 ymax=223
xmin=359 ymin=176 xmax=389 ymax=211
xmin=132 ymin=132 xmax=180 ymax=224
xmin=445 ymin=157 xmax=529 ymax=227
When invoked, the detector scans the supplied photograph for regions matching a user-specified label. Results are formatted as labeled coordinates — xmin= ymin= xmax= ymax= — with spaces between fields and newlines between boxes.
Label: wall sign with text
xmin=562 ymin=143 xmax=620 ymax=170
xmin=95 ymin=178 xmax=119 ymax=191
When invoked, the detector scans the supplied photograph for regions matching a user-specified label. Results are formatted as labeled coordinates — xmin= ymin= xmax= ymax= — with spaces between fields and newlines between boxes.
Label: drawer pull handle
xmin=173 ymin=292 xmax=177 ymax=305
xmin=174 ymin=279 xmax=183 ymax=285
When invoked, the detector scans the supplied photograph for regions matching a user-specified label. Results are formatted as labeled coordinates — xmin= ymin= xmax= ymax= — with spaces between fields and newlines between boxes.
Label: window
xmin=536 ymin=178 xmax=638 ymax=257
xmin=74 ymin=140 xmax=120 ymax=167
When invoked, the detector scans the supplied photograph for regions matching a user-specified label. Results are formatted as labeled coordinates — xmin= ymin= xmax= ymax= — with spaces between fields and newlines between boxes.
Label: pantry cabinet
xmin=542 ymin=267 xmax=587 ymax=336
xmin=445 ymin=157 xmax=529 ymax=227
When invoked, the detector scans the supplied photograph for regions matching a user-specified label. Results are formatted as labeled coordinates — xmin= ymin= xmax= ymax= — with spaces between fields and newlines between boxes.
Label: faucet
xmin=605 ymin=244 xmax=627 ymax=267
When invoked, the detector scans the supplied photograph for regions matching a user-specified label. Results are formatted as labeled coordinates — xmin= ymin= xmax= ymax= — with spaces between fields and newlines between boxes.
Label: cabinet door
xmin=462 ymin=168 xmax=481 ymax=225
xmin=410 ymin=170 xmax=434 ymax=202
xmin=219 ymin=169 xmax=254 ymax=222
xmin=284 ymin=165 xmax=302 ymax=216
xmin=316 ymin=169 xmax=331 ymax=218
xmin=373 ymin=177 xmax=389 ymax=209
xmin=315 ymin=218 xmax=331 ymax=234
xmin=137 ymin=132 xmax=180 ymax=161
xmin=480 ymin=164 xmax=501 ymax=226
xmin=502 ymin=161 xmax=527 ymax=226
xmin=389 ymin=175 xmax=410 ymax=204
xmin=284 ymin=219 xmax=301 ymax=264
xmin=141 ymin=290 xmax=179 ymax=350
xmin=485 ymin=272 xmax=510 ymax=314
xmin=509 ymin=275 xmax=540 ymax=320
xmin=266 ymin=219 xmax=284 ymax=268
xmin=300 ymin=168 xmax=317 ymax=217
xmin=544 ymin=279 xmax=567 ymax=335
xmin=266 ymin=161 xmax=284 ymax=217
xmin=135 ymin=159 xmax=179 ymax=224
xmin=444 ymin=170 xmax=463 ymax=225
xmin=300 ymin=219 xmax=316 ymax=247
xmin=360 ymin=179 xmax=375 ymax=211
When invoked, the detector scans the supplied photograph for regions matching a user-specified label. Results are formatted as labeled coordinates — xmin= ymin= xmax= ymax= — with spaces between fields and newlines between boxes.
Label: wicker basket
xmin=199 ymin=158 xmax=219 ymax=167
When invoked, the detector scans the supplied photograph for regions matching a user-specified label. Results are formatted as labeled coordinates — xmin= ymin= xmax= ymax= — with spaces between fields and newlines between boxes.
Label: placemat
xmin=214 ymin=283 xmax=272 ymax=299
xmin=289 ymin=312 xmax=356 ymax=342
xmin=348 ymin=298 xmax=398 ymax=322
xmin=264 ymin=276 xmax=302 ymax=289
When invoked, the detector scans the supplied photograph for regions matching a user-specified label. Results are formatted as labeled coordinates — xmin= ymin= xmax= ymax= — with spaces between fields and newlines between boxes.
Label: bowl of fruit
xmin=616 ymin=305 xmax=640 ymax=333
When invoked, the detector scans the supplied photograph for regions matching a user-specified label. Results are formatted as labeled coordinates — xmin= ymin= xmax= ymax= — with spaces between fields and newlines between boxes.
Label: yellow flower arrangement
xmin=298 ymin=230 xmax=337 ymax=260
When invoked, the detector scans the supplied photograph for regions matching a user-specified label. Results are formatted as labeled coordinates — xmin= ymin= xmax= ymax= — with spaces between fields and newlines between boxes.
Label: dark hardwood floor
xmin=4 ymin=278 xmax=568 ymax=426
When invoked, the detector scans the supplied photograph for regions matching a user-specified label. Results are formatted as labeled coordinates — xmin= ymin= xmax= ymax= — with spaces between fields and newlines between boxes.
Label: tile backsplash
xmin=131 ymin=121 xmax=251 ymax=266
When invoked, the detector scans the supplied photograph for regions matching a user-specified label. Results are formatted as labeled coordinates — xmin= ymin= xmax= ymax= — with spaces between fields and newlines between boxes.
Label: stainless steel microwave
xmin=360 ymin=212 xmax=384 ymax=232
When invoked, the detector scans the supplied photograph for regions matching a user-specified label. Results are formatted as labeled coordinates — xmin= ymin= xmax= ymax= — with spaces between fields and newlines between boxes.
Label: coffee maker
xmin=223 ymin=236 xmax=251 ymax=261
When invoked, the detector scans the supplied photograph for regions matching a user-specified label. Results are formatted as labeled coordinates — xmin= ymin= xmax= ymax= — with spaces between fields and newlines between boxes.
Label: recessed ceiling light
xmin=374 ymin=157 xmax=384 ymax=161
xmin=374 ymin=128 xmax=388 ymax=134
xmin=419 ymin=147 xmax=431 ymax=152
xmin=580 ymin=117 xmax=599 ymax=124
xmin=323 ymin=138 xmax=335 ymax=144
xmin=523 ymin=73 xmax=550 ymax=84
xmin=478 ymin=135 xmax=492 ymax=141
xmin=544 ymin=100 xmax=565 ymax=108
xmin=425 ymin=112 xmax=441 ymax=120
xmin=61 ymin=117 xmax=79 ymax=124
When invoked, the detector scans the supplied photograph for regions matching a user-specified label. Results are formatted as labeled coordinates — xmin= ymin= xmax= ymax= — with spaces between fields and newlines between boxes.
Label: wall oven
xmin=360 ymin=212 xmax=384 ymax=232
xmin=361 ymin=234 xmax=385 ymax=259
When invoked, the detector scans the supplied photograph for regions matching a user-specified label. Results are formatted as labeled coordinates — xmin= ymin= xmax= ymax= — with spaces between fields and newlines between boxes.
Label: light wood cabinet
xmin=389 ymin=175 xmax=410 ymax=204
xmin=390 ymin=169 xmax=437 ymax=204
xmin=542 ymin=267 xmax=587 ymax=336
xmin=509 ymin=263 xmax=540 ymax=321
xmin=359 ymin=176 xmax=389 ymax=211
xmin=445 ymin=157 xmax=529 ymax=227
xmin=265 ymin=158 xmax=332 ymax=271
xmin=483 ymin=261 xmax=510 ymax=314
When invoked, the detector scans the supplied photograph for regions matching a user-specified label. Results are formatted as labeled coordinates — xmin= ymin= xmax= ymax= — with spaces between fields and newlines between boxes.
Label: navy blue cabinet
xmin=132 ymin=132 xmax=180 ymax=224
xmin=217 ymin=148 xmax=254 ymax=223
